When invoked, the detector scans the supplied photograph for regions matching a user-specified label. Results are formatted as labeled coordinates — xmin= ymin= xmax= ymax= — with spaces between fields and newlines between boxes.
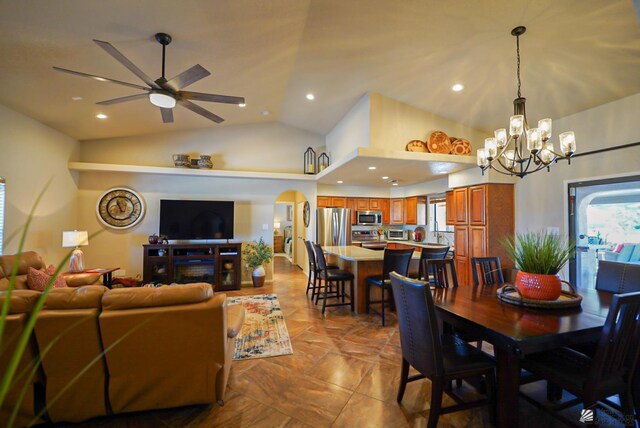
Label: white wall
xmin=515 ymin=93 xmax=640 ymax=235
xmin=0 ymin=104 xmax=80 ymax=263
xmin=81 ymin=122 xmax=324 ymax=173
xmin=325 ymin=93 xmax=371 ymax=163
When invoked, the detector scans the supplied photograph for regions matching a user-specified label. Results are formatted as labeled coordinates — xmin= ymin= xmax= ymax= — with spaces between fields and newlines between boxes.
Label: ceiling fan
xmin=53 ymin=32 xmax=245 ymax=124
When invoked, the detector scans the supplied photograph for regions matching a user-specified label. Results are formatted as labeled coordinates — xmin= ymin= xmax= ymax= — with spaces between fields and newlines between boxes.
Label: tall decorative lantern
xmin=304 ymin=147 xmax=316 ymax=174
xmin=318 ymin=152 xmax=330 ymax=172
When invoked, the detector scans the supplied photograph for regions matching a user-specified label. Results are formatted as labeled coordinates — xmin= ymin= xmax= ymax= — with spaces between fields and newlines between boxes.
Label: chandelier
xmin=477 ymin=26 xmax=576 ymax=178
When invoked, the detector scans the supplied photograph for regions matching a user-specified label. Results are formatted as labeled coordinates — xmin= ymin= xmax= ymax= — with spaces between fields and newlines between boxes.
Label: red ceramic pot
xmin=516 ymin=271 xmax=562 ymax=301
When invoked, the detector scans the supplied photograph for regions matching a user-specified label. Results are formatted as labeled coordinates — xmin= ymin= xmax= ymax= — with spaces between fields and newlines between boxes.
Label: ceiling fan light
xmin=149 ymin=91 xmax=176 ymax=109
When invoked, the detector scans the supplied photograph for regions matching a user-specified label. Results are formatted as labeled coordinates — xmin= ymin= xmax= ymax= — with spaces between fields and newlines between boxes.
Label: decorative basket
xmin=497 ymin=283 xmax=582 ymax=309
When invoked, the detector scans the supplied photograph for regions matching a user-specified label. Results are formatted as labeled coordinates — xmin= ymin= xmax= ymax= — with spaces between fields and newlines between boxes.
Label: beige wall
xmin=325 ymin=93 xmax=371 ymax=163
xmin=0 ymin=104 xmax=80 ymax=263
xmin=317 ymin=184 xmax=390 ymax=198
xmin=370 ymin=92 xmax=488 ymax=152
xmin=515 ymin=92 xmax=640 ymax=235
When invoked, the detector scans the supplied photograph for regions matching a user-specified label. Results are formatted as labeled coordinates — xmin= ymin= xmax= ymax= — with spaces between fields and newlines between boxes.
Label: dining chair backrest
xmin=595 ymin=261 xmax=640 ymax=293
xmin=425 ymin=258 xmax=459 ymax=289
xmin=312 ymin=244 xmax=328 ymax=273
xmin=304 ymin=240 xmax=317 ymax=271
xmin=471 ymin=257 xmax=504 ymax=286
xmin=390 ymin=272 xmax=444 ymax=377
xmin=417 ymin=246 xmax=449 ymax=280
xmin=382 ymin=248 xmax=414 ymax=280
xmin=587 ymin=291 xmax=640 ymax=400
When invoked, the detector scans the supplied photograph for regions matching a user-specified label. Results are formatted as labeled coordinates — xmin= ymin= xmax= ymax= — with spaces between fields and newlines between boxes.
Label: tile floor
xmin=65 ymin=256 xmax=625 ymax=427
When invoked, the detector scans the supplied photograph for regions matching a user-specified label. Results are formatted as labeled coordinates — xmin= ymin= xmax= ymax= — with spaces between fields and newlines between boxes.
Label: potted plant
xmin=503 ymin=231 xmax=575 ymax=300
xmin=243 ymin=237 xmax=273 ymax=287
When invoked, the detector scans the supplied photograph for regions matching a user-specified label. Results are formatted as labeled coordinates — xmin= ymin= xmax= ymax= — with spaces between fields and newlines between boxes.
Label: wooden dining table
xmin=431 ymin=283 xmax=612 ymax=428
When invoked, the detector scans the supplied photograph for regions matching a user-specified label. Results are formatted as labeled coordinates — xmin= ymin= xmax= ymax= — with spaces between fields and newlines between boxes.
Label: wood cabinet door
xmin=445 ymin=191 xmax=455 ymax=225
xmin=369 ymin=198 xmax=382 ymax=210
xmin=356 ymin=198 xmax=370 ymax=210
xmin=386 ymin=243 xmax=397 ymax=249
xmin=455 ymin=256 xmax=469 ymax=286
xmin=317 ymin=196 xmax=330 ymax=208
xmin=454 ymin=226 xmax=468 ymax=258
xmin=347 ymin=198 xmax=357 ymax=225
xmin=470 ymin=226 xmax=487 ymax=258
xmin=390 ymin=199 xmax=405 ymax=224
xmin=404 ymin=197 xmax=418 ymax=225
xmin=453 ymin=188 xmax=468 ymax=224
xmin=330 ymin=197 xmax=347 ymax=208
xmin=469 ymin=185 xmax=486 ymax=225
xmin=380 ymin=199 xmax=390 ymax=224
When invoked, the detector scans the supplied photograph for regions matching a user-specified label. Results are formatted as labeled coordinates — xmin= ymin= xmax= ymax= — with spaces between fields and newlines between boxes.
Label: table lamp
xmin=62 ymin=230 xmax=89 ymax=273
xmin=274 ymin=222 xmax=281 ymax=235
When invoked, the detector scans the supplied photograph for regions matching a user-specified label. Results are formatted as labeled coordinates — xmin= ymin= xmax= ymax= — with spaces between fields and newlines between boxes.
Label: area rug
xmin=227 ymin=294 xmax=293 ymax=360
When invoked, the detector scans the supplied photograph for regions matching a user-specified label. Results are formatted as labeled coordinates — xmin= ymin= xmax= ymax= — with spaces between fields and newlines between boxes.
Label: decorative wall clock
xmin=303 ymin=201 xmax=311 ymax=227
xmin=96 ymin=187 xmax=145 ymax=229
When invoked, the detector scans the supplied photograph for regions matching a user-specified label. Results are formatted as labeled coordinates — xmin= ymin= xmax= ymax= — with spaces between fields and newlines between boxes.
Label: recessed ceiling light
xmin=261 ymin=110 xmax=270 ymax=116
xmin=382 ymin=176 xmax=389 ymax=180
xmin=451 ymin=83 xmax=464 ymax=92
xmin=439 ymin=171 xmax=448 ymax=174
xmin=96 ymin=113 xmax=108 ymax=119
xmin=71 ymin=96 xmax=83 ymax=101
xmin=392 ymin=183 xmax=399 ymax=186
xmin=305 ymin=93 xmax=315 ymax=100
xmin=337 ymin=180 xmax=343 ymax=184
xmin=238 ymin=103 xmax=246 ymax=108
xmin=368 ymin=166 xmax=376 ymax=170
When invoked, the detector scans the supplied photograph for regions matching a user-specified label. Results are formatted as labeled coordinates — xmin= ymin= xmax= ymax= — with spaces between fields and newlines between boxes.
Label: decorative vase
xmin=148 ymin=233 xmax=159 ymax=244
xmin=516 ymin=271 xmax=562 ymax=301
xmin=252 ymin=265 xmax=265 ymax=288
xmin=198 ymin=155 xmax=213 ymax=169
xmin=172 ymin=154 xmax=190 ymax=167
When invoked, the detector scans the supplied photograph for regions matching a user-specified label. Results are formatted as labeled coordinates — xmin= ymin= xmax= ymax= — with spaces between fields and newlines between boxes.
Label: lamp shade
xmin=274 ymin=222 xmax=281 ymax=229
xmin=62 ymin=230 xmax=89 ymax=248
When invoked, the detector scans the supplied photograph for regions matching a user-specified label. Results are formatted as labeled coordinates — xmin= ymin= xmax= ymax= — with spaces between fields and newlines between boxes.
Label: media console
xmin=143 ymin=243 xmax=242 ymax=291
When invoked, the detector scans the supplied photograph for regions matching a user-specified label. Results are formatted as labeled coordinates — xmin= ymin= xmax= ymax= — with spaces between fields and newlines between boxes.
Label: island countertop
xmin=323 ymin=245 xmax=424 ymax=261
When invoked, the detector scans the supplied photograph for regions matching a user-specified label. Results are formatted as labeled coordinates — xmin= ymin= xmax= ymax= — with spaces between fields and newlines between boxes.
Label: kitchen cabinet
xmin=356 ymin=198 xmax=370 ymax=210
xmin=390 ymin=198 xmax=405 ymax=224
xmin=317 ymin=196 xmax=331 ymax=208
xmin=369 ymin=198 xmax=383 ymax=210
xmin=451 ymin=184 xmax=514 ymax=285
xmin=453 ymin=188 xmax=468 ymax=224
xmin=379 ymin=198 xmax=390 ymax=224
xmin=445 ymin=191 xmax=455 ymax=225
xmin=404 ymin=197 xmax=418 ymax=225
xmin=330 ymin=197 xmax=347 ymax=208
xmin=347 ymin=198 xmax=357 ymax=225
xmin=317 ymin=196 xmax=347 ymax=208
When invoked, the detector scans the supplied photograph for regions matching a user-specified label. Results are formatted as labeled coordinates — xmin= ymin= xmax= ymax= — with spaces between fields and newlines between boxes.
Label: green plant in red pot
xmin=503 ymin=231 xmax=575 ymax=300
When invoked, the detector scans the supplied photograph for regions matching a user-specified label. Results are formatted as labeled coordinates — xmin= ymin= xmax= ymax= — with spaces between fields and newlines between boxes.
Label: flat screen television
xmin=160 ymin=200 xmax=234 ymax=240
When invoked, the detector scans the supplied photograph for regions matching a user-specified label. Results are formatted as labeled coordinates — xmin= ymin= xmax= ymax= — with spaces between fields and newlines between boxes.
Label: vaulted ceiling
xmin=0 ymin=0 xmax=638 ymax=141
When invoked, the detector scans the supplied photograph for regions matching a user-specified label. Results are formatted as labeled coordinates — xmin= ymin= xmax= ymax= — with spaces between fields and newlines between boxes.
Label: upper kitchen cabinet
xmin=445 ymin=191 xmax=455 ymax=225
xmin=390 ymin=198 xmax=405 ymax=224
xmin=347 ymin=198 xmax=357 ymax=225
xmin=453 ymin=188 xmax=468 ymax=224
xmin=378 ymin=198 xmax=390 ymax=224
xmin=317 ymin=196 xmax=347 ymax=208
xmin=356 ymin=198 xmax=370 ymax=210
xmin=469 ymin=185 xmax=486 ymax=225
xmin=403 ymin=196 xmax=426 ymax=225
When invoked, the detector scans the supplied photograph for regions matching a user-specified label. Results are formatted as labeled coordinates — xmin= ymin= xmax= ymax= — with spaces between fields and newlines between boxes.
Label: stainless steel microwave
xmin=356 ymin=210 xmax=382 ymax=226
xmin=387 ymin=229 xmax=408 ymax=240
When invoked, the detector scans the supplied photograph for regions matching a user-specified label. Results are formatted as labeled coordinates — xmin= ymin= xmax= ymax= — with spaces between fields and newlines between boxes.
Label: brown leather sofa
xmin=0 ymin=283 xmax=244 ymax=426
xmin=0 ymin=251 xmax=101 ymax=290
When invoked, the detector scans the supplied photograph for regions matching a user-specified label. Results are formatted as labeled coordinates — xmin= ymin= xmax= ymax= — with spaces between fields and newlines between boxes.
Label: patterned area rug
xmin=227 ymin=294 xmax=293 ymax=360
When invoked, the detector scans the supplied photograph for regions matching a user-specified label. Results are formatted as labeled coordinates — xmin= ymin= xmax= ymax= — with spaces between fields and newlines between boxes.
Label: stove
xmin=353 ymin=230 xmax=387 ymax=250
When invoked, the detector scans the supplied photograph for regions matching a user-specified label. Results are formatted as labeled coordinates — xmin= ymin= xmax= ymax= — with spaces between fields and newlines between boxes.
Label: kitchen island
xmin=322 ymin=245 xmax=449 ymax=314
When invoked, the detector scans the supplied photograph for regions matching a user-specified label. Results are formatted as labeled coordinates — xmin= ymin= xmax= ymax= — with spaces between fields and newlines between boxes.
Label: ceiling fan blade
xmin=165 ymin=64 xmax=210 ymax=91
xmin=53 ymin=67 xmax=149 ymax=91
xmin=96 ymin=93 xmax=149 ymax=105
xmin=180 ymin=91 xmax=245 ymax=105
xmin=160 ymin=108 xmax=174 ymax=123
xmin=178 ymin=99 xmax=224 ymax=123
xmin=93 ymin=39 xmax=160 ymax=89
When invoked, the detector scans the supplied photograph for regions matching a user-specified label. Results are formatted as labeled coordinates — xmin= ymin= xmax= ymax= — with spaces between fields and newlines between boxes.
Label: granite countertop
xmin=323 ymin=246 xmax=423 ymax=262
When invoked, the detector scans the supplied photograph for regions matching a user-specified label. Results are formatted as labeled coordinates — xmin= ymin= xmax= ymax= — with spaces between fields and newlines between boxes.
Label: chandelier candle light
xmin=477 ymin=26 xmax=576 ymax=178
xmin=62 ymin=230 xmax=89 ymax=273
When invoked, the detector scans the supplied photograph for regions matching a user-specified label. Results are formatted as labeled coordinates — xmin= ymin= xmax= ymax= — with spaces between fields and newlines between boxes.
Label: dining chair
xmin=425 ymin=258 xmax=458 ymax=289
xmin=390 ymin=272 xmax=496 ymax=428
xmin=365 ymin=248 xmax=414 ymax=326
xmin=416 ymin=246 xmax=449 ymax=281
xmin=313 ymin=244 xmax=354 ymax=315
xmin=303 ymin=240 xmax=338 ymax=300
xmin=521 ymin=291 xmax=640 ymax=426
xmin=471 ymin=257 xmax=504 ymax=286
xmin=595 ymin=261 xmax=640 ymax=293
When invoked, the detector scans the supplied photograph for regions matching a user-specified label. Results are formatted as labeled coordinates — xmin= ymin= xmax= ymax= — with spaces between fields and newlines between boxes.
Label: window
xmin=0 ymin=177 xmax=4 ymax=255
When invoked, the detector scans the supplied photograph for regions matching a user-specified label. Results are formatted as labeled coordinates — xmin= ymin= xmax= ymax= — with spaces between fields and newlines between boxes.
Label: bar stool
xmin=416 ymin=246 xmax=449 ymax=282
xmin=471 ymin=256 xmax=504 ymax=286
xmin=313 ymin=244 xmax=355 ymax=315
xmin=366 ymin=248 xmax=414 ymax=326
xmin=425 ymin=258 xmax=458 ymax=289
xmin=303 ymin=240 xmax=338 ymax=301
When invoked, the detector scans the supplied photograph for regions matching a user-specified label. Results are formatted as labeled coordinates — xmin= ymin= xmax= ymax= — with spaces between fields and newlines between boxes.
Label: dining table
xmin=431 ymin=283 xmax=612 ymax=428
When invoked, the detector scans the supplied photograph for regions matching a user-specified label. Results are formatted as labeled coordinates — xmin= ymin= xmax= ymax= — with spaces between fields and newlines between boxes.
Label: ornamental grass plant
xmin=503 ymin=231 xmax=575 ymax=275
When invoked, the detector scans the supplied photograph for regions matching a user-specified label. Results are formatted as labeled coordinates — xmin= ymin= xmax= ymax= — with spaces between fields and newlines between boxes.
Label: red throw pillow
xmin=613 ymin=244 xmax=624 ymax=253
xmin=27 ymin=267 xmax=67 ymax=291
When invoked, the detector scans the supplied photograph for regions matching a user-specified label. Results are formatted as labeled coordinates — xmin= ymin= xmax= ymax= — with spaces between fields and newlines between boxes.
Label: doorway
xmin=568 ymin=175 xmax=640 ymax=289
xmin=273 ymin=190 xmax=309 ymax=275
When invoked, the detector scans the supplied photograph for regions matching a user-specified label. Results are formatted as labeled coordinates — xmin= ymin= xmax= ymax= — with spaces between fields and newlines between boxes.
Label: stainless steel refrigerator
xmin=316 ymin=208 xmax=352 ymax=246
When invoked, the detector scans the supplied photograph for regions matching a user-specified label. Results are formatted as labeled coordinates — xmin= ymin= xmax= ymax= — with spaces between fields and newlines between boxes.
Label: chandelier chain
xmin=516 ymin=34 xmax=521 ymax=98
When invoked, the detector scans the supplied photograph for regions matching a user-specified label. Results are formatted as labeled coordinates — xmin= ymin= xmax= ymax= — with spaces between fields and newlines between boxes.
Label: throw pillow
xmin=27 ymin=267 xmax=67 ymax=291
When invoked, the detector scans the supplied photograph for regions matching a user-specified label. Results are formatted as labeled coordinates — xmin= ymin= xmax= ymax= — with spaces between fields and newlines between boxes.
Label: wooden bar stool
xmin=313 ymin=244 xmax=354 ymax=315
xmin=366 ymin=248 xmax=414 ymax=326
